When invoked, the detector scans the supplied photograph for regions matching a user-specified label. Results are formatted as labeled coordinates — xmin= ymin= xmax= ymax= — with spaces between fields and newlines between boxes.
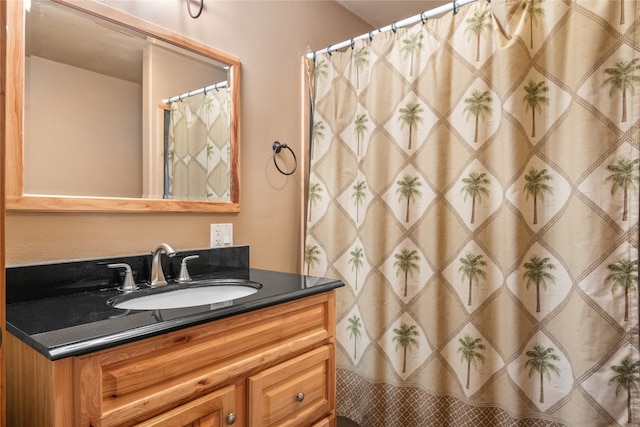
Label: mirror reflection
xmin=24 ymin=0 xmax=235 ymax=202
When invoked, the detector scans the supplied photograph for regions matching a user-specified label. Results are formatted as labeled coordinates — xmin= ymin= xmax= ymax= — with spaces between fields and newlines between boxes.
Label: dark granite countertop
xmin=6 ymin=247 xmax=343 ymax=360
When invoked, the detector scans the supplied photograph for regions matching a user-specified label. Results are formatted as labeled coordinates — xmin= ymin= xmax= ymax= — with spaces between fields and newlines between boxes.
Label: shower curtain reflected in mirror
xmin=166 ymin=89 xmax=231 ymax=200
xmin=305 ymin=1 xmax=639 ymax=425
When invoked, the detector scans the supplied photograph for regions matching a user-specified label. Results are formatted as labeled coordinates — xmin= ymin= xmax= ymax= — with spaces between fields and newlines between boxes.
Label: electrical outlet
xmin=210 ymin=223 xmax=233 ymax=247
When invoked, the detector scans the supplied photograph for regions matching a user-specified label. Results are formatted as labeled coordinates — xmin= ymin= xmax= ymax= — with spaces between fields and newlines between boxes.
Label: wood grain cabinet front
xmin=133 ymin=385 xmax=237 ymax=427
xmin=7 ymin=291 xmax=337 ymax=427
xmin=310 ymin=418 xmax=331 ymax=427
xmin=248 ymin=346 xmax=332 ymax=426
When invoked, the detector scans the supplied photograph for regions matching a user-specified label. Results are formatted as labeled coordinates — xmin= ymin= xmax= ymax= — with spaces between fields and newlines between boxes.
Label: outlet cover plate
xmin=210 ymin=223 xmax=233 ymax=247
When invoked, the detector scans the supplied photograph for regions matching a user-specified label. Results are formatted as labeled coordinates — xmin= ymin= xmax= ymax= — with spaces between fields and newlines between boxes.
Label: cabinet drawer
xmin=248 ymin=346 xmax=333 ymax=426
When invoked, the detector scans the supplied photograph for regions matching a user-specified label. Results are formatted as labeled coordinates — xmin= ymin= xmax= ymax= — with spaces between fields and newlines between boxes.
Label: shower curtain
xmin=305 ymin=1 xmax=639 ymax=425
xmin=168 ymin=89 xmax=230 ymax=200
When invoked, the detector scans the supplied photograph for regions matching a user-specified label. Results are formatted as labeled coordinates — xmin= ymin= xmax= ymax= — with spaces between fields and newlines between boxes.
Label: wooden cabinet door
xmin=134 ymin=385 xmax=237 ymax=427
xmin=248 ymin=346 xmax=332 ymax=427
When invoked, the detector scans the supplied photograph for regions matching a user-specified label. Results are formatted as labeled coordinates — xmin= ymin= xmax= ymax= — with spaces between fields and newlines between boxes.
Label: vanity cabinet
xmin=7 ymin=291 xmax=337 ymax=427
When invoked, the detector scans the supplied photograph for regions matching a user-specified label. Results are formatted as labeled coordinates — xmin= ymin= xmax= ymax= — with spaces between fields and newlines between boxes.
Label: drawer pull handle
xmin=297 ymin=392 xmax=305 ymax=402
xmin=227 ymin=412 xmax=237 ymax=425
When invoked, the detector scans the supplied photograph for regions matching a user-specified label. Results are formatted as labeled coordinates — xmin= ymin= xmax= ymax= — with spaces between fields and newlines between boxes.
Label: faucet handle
xmin=108 ymin=263 xmax=138 ymax=292
xmin=177 ymin=255 xmax=200 ymax=283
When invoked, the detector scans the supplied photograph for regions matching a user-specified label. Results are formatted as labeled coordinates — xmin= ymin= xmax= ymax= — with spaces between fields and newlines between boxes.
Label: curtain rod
xmin=307 ymin=0 xmax=480 ymax=59
xmin=162 ymin=81 xmax=228 ymax=104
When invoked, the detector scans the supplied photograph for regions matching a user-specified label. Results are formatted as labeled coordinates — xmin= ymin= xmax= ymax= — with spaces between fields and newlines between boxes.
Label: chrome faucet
xmin=150 ymin=243 xmax=176 ymax=287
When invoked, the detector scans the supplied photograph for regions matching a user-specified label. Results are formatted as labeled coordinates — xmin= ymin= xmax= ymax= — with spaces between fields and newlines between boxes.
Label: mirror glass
xmin=6 ymin=0 xmax=240 ymax=212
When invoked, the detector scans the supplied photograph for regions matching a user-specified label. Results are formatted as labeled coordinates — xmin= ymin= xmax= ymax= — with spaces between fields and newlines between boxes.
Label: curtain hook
xmin=186 ymin=0 xmax=204 ymax=19
xmin=452 ymin=0 xmax=458 ymax=14
xmin=391 ymin=22 xmax=397 ymax=33
xmin=350 ymin=38 xmax=355 ymax=49
xmin=215 ymin=83 xmax=220 ymax=91
xmin=420 ymin=11 xmax=427 ymax=25
xmin=203 ymin=86 xmax=208 ymax=95
xmin=313 ymin=51 xmax=317 ymax=62
xmin=368 ymin=30 xmax=374 ymax=41
xmin=326 ymin=44 xmax=332 ymax=56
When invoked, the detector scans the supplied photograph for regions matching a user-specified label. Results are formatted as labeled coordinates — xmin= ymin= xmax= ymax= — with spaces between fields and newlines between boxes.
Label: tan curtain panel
xmin=168 ymin=89 xmax=230 ymax=200
xmin=306 ymin=0 xmax=640 ymax=425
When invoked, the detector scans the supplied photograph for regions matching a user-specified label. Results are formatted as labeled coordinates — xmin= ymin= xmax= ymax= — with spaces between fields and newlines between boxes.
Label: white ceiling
xmin=336 ymin=1 xmax=451 ymax=29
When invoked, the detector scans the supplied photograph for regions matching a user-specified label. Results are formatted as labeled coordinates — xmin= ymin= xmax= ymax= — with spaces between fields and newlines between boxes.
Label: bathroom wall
xmin=25 ymin=56 xmax=142 ymax=197
xmin=5 ymin=1 xmax=372 ymax=273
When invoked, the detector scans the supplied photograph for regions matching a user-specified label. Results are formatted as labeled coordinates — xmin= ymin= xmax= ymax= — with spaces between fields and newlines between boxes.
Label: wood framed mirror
xmin=5 ymin=0 xmax=240 ymax=212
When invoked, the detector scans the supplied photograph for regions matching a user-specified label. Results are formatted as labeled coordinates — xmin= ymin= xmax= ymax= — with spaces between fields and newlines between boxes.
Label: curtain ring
xmin=420 ymin=11 xmax=427 ymax=25
xmin=326 ymin=45 xmax=332 ymax=56
xmin=391 ymin=22 xmax=397 ymax=33
xmin=186 ymin=0 xmax=204 ymax=18
xmin=350 ymin=38 xmax=355 ymax=49
xmin=313 ymin=51 xmax=317 ymax=62
xmin=368 ymin=30 xmax=374 ymax=41
xmin=452 ymin=0 xmax=458 ymax=14
xmin=272 ymin=141 xmax=297 ymax=176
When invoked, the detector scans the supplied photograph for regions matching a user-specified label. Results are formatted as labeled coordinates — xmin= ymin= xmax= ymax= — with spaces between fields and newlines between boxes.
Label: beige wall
xmin=6 ymin=1 xmax=371 ymax=273
xmin=25 ymin=56 xmax=142 ymax=197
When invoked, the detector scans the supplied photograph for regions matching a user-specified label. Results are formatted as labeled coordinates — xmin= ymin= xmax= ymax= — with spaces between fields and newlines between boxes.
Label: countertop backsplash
xmin=6 ymin=245 xmax=250 ymax=304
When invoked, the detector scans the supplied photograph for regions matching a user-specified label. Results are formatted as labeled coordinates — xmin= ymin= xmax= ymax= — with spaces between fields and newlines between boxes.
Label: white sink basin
xmin=110 ymin=279 xmax=261 ymax=310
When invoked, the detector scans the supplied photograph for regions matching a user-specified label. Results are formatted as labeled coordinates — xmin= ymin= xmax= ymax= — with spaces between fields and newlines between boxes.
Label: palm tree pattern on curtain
xmin=168 ymin=90 xmax=230 ymax=200
xmin=306 ymin=1 xmax=639 ymax=425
